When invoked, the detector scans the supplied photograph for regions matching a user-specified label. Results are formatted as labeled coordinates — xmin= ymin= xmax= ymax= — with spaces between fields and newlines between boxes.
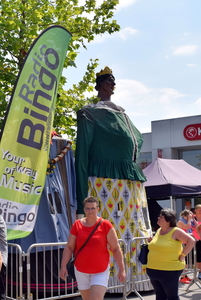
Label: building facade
xmin=139 ymin=115 xmax=201 ymax=212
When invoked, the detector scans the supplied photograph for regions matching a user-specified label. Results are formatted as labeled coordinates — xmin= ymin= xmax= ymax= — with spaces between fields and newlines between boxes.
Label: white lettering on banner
xmin=0 ymin=174 xmax=42 ymax=194
xmin=1 ymin=149 xmax=38 ymax=180
xmin=17 ymin=45 xmax=59 ymax=152
xmin=2 ymin=149 xmax=25 ymax=164
xmin=5 ymin=167 xmax=15 ymax=175
xmin=0 ymin=198 xmax=38 ymax=231
xmin=198 ymin=127 xmax=201 ymax=135
xmin=16 ymin=166 xmax=37 ymax=180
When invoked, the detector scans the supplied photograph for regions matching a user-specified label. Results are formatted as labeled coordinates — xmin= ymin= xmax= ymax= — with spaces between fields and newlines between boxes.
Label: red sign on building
xmin=157 ymin=149 xmax=163 ymax=158
xmin=183 ymin=123 xmax=201 ymax=141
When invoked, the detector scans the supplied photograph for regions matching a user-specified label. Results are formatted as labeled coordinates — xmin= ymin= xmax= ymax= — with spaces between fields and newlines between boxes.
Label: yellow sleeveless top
xmin=147 ymin=227 xmax=185 ymax=270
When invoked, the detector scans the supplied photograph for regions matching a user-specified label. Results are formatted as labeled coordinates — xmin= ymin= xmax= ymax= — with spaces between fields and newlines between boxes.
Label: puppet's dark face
xmin=100 ymin=75 xmax=116 ymax=95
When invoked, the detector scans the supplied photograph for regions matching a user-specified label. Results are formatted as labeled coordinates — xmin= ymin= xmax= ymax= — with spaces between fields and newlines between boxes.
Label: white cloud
xmin=117 ymin=0 xmax=138 ymax=10
xmin=186 ymin=64 xmax=196 ymax=67
xmin=195 ymin=98 xmax=201 ymax=108
xmin=78 ymin=0 xmax=103 ymax=5
xmin=129 ymin=110 xmax=148 ymax=117
xmin=90 ymin=35 xmax=108 ymax=44
xmin=110 ymin=79 xmax=187 ymax=124
xmin=82 ymin=78 xmax=188 ymax=133
xmin=115 ymin=79 xmax=151 ymax=97
xmin=172 ymin=45 xmax=198 ymax=56
xmin=157 ymin=88 xmax=185 ymax=103
xmin=113 ymin=80 xmax=185 ymax=104
xmin=79 ymin=64 xmax=191 ymax=132
xmin=117 ymin=27 xmax=138 ymax=40
xmin=78 ymin=0 xmax=137 ymax=10
xmin=163 ymin=107 xmax=184 ymax=119
xmin=91 ymin=27 xmax=138 ymax=43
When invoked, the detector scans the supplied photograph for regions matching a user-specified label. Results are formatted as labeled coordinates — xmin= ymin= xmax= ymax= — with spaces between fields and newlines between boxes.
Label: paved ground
xmin=103 ymin=280 xmax=201 ymax=300
xmin=76 ymin=278 xmax=201 ymax=300
xmin=103 ymin=281 xmax=201 ymax=299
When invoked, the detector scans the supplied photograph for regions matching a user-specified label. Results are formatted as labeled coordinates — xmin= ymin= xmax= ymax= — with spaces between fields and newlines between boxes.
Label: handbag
xmin=67 ymin=218 xmax=103 ymax=280
xmin=67 ymin=257 xmax=76 ymax=280
xmin=139 ymin=244 xmax=149 ymax=265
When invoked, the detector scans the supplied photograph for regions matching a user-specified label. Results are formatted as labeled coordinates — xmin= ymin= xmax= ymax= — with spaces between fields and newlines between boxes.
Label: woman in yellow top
xmin=146 ymin=208 xmax=195 ymax=300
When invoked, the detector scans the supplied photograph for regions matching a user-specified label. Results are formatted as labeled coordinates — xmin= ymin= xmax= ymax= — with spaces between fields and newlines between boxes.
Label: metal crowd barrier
xmin=26 ymin=242 xmax=79 ymax=300
xmin=6 ymin=240 xmax=128 ymax=300
xmin=6 ymin=243 xmax=24 ymax=300
xmin=128 ymin=237 xmax=201 ymax=300
xmin=107 ymin=239 xmax=128 ymax=299
xmin=7 ymin=238 xmax=199 ymax=300
xmin=128 ymin=237 xmax=152 ymax=300
xmin=185 ymin=243 xmax=201 ymax=291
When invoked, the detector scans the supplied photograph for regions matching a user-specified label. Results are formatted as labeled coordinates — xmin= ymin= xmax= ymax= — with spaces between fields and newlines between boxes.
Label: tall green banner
xmin=0 ymin=26 xmax=71 ymax=240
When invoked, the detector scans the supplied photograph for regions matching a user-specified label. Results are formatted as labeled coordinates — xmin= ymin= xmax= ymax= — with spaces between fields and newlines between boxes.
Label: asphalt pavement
xmin=75 ymin=275 xmax=201 ymax=300
xmin=76 ymin=282 xmax=201 ymax=300
xmin=103 ymin=280 xmax=201 ymax=300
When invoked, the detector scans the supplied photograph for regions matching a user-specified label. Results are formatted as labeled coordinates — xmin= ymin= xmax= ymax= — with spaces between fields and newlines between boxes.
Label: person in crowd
xmin=146 ymin=208 xmax=195 ymax=300
xmin=191 ymin=204 xmax=201 ymax=280
xmin=190 ymin=207 xmax=195 ymax=215
xmin=75 ymin=66 xmax=151 ymax=287
xmin=177 ymin=209 xmax=196 ymax=284
xmin=177 ymin=209 xmax=196 ymax=234
xmin=0 ymin=215 xmax=8 ymax=300
xmin=60 ymin=196 xmax=126 ymax=300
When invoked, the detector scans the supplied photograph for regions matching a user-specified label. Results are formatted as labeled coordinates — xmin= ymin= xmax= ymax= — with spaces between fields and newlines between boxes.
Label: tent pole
xmin=170 ymin=196 xmax=176 ymax=212
xmin=191 ymin=198 xmax=195 ymax=208
xmin=170 ymin=196 xmax=173 ymax=210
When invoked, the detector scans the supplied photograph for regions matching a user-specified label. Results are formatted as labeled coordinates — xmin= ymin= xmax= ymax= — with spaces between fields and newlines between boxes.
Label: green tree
xmin=0 ymin=0 xmax=120 ymax=140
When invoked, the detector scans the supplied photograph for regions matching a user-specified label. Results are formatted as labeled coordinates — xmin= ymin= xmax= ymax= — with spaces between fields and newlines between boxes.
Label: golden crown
xmin=96 ymin=66 xmax=113 ymax=77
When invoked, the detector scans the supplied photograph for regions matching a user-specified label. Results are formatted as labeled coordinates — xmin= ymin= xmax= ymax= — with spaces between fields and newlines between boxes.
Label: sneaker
xmin=179 ymin=277 xmax=190 ymax=284
xmin=185 ymin=276 xmax=192 ymax=281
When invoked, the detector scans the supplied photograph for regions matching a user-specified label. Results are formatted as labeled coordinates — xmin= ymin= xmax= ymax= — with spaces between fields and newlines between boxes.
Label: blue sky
xmin=64 ymin=0 xmax=201 ymax=133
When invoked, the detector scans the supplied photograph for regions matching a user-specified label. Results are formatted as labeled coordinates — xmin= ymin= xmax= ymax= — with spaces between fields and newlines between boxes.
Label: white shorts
xmin=74 ymin=264 xmax=110 ymax=290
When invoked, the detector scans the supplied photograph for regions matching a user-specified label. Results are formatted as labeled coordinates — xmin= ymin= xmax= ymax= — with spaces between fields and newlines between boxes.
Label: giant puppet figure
xmin=75 ymin=67 xmax=152 ymax=290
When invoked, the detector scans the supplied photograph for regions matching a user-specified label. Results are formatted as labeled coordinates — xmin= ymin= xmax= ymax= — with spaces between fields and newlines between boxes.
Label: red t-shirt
xmin=70 ymin=218 xmax=113 ymax=273
xmin=192 ymin=221 xmax=201 ymax=240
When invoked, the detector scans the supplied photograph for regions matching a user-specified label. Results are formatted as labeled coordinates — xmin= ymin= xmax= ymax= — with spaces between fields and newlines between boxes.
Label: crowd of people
xmin=1 ymin=66 xmax=201 ymax=300
xmin=59 ymin=66 xmax=201 ymax=300
xmin=177 ymin=208 xmax=196 ymax=283
xmin=59 ymin=203 xmax=201 ymax=300
xmin=60 ymin=67 xmax=201 ymax=300
xmin=146 ymin=208 xmax=195 ymax=300
xmin=144 ymin=205 xmax=201 ymax=300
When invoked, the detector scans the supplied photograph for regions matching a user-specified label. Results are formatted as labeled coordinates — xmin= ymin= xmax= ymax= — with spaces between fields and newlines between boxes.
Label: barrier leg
xmin=185 ymin=246 xmax=201 ymax=292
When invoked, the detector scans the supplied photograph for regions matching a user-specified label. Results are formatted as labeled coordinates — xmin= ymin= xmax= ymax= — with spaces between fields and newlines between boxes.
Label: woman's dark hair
xmin=160 ymin=208 xmax=177 ymax=227
xmin=83 ymin=196 xmax=99 ymax=207
xmin=95 ymin=74 xmax=115 ymax=91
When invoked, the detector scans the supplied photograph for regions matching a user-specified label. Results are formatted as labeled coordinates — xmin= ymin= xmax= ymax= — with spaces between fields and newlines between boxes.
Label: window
xmin=138 ymin=152 xmax=152 ymax=169
xmin=179 ymin=149 xmax=201 ymax=170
